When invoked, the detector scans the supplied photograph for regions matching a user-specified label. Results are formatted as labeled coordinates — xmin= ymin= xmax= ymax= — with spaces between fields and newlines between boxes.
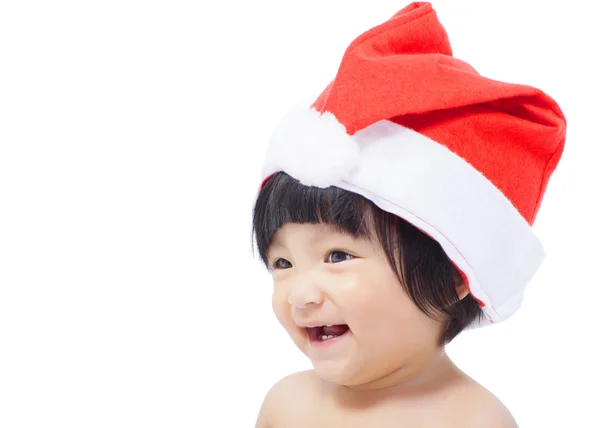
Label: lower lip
xmin=308 ymin=329 xmax=351 ymax=350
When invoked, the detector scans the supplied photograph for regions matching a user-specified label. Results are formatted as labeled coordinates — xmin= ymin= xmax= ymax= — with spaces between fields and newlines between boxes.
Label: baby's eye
xmin=327 ymin=250 xmax=354 ymax=263
xmin=271 ymin=258 xmax=292 ymax=270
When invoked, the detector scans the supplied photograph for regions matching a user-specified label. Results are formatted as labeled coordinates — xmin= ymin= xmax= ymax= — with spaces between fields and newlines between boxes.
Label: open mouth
xmin=306 ymin=324 xmax=350 ymax=342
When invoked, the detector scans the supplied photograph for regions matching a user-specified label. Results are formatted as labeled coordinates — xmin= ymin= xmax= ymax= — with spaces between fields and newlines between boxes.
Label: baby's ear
xmin=453 ymin=269 xmax=470 ymax=301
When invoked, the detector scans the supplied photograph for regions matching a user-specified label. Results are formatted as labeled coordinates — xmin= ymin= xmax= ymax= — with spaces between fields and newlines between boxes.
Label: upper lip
xmin=296 ymin=321 xmax=346 ymax=328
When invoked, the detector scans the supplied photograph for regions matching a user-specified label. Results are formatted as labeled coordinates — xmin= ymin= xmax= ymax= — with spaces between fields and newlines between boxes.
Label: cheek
xmin=271 ymin=286 xmax=290 ymax=326
xmin=347 ymin=269 xmax=439 ymax=348
xmin=271 ymin=286 xmax=308 ymax=349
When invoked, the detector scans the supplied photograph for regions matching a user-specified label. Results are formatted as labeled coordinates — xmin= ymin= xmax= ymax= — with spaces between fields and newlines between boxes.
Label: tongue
xmin=322 ymin=325 xmax=349 ymax=336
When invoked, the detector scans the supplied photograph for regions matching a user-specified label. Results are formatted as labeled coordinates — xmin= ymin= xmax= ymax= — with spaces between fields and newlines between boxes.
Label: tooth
xmin=325 ymin=325 xmax=332 ymax=327
xmin=327 ymin=335 xmax=334 ymax=339
xmin=321 ymin=335 xmax=328 ymax=340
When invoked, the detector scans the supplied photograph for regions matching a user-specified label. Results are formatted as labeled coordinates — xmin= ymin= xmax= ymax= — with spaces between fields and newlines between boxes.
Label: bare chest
xmin=275 ymin=398 xmax=446 ymax=428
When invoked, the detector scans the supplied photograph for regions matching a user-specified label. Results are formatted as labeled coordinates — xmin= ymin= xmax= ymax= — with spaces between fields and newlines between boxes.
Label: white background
xmin=0 ymin=0 xmax=598 ymax=427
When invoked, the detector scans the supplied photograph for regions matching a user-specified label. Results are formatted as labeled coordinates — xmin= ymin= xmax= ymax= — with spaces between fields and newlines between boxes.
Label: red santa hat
xmin=259 ymin=2 xmax=566 ymax=326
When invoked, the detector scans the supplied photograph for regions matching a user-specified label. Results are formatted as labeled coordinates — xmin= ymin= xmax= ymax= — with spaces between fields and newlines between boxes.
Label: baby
xmin=251 ymin=2 xmax=566 ymax=427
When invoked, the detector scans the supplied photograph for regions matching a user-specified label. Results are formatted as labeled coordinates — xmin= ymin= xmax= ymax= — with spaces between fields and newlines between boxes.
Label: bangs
xmin=252 ymin=172 xmax=375 ymax=267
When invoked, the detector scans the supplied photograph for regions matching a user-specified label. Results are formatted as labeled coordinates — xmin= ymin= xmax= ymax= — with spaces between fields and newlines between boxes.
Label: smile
xmin=305 ymin=324 xmax=350 ymax=346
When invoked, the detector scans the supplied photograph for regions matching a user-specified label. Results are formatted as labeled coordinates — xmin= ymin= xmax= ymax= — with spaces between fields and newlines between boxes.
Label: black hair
xmin=251 ymin=172 xmax=484 ymax=345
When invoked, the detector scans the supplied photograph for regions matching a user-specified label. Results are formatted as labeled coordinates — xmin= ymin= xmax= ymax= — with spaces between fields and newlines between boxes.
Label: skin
xmin=256 ymin=222 xmax=518 ymax=428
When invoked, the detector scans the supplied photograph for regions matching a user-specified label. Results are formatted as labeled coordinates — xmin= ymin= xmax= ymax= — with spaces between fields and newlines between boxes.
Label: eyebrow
xmin=268 ymin=227 xmax=361 ymax=255
xmin=267 ymin=240 xmax=283 ymax=251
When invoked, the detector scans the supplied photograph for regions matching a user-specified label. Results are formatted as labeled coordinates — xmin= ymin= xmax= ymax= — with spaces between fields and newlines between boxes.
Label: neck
xmin=334 ymin=348 xmax=463 ymax=402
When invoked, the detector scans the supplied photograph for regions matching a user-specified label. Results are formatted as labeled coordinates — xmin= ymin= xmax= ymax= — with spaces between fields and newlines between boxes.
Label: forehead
xmin=270 ymin=222 xmax=345 ymax=245
xmin=269 ymin=222 xmax=376 ymax=253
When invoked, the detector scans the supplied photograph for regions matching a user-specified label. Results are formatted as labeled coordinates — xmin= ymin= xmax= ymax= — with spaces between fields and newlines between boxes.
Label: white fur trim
xmin=263 ymin=106 xmax=361 ymax=188
xmin=261 ymin=107 xmax=546 ymax=324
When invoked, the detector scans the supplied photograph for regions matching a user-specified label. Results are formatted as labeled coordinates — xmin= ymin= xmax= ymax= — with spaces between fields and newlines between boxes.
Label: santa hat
xmin=259 ymin=2 xmax=566 ymax=325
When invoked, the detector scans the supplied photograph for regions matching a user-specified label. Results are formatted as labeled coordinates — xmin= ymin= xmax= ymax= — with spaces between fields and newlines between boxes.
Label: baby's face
xmin=267 ymin=222 xmax=444 ymax=387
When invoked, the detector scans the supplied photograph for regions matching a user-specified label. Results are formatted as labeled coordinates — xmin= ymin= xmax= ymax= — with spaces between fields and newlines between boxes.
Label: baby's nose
xmin=288 ymin=279 xmax=324 ymax=308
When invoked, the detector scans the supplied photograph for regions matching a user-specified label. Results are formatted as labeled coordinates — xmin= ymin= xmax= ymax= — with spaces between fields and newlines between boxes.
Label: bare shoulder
xmin=449 ymin=379 xmax=519 ymax=428
xmin=255 ymin=370 xmax=322 ymax=428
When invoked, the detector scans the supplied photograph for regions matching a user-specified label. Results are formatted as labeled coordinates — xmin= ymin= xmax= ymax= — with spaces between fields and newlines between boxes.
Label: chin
xmin=311 ymin=359 xmax=358 ymax=385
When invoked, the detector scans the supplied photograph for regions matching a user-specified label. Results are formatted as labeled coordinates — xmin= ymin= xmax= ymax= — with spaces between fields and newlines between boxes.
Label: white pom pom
xmin=263 ymin=106 xmax=361 ymax=188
